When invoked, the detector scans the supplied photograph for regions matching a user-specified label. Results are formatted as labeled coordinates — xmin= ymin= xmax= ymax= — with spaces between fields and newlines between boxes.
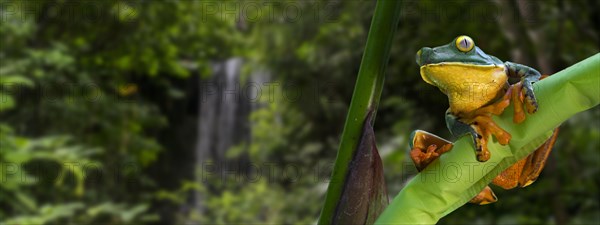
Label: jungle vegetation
xmin=1 ymin=0 xmax=598 ymax=224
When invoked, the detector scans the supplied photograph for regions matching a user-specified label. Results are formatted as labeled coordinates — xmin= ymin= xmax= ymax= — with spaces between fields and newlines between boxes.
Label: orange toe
xmin=474 ymin=116 xmax=512 ymax=145
xmin=511 ymin=83 xmax=526 ymax=124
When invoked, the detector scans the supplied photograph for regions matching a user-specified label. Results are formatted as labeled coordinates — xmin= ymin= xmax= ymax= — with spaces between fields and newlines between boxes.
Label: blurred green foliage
xmin=1 ymin=0 xmax=598 ymax=224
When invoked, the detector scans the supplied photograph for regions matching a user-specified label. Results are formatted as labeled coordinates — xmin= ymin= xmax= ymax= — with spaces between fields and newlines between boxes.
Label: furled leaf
xmin=333 ymin=112 xmax=388 ymax=224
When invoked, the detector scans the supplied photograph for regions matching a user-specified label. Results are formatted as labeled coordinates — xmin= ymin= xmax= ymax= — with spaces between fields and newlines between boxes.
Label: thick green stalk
xmin=318 ymin=1 xmax=402 ymax=224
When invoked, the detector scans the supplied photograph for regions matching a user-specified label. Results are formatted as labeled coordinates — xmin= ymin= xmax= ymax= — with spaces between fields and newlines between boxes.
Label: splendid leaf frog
xmin=408 ymin=35 xmax=558 ymax=204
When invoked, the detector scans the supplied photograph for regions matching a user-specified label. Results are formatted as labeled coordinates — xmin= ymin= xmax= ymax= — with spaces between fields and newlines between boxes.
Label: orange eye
xmin=455 ymin=36 xmax=474 ymax=52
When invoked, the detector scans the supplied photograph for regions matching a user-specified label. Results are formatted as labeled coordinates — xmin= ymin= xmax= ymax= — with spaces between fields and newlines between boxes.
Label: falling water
xmin=193 ymin=57 xmax=270 ymax=212
xmin=196 ymin=58 xmax=245 ymax=164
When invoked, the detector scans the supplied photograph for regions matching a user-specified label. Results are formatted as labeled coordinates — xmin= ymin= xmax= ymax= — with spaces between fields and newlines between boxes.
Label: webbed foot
xmin=409 ymin=130 xmax=453 ymax=171
xmin=467 ymin=124 xmax=490 ymax=162
xmin=410 ymin=132 xmax=500 ymax=205
xmin=468 ymin=116 xmax=512 ymax=162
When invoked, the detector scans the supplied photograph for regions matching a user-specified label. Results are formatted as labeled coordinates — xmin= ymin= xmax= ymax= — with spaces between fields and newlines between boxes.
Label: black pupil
xmin=462 ymin=39 xmax=469 ymax=49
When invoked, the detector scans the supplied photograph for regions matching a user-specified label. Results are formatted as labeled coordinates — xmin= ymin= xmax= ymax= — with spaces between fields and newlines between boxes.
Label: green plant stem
xmin=375 ymin=53 xmax=600 ymax=224
xmin=317 ymin=1 xmax=402 ymax=224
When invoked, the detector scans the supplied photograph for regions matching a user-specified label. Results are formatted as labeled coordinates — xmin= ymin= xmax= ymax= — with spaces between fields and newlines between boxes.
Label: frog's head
xmin=416 ymin=35 xmax=502 ymax=67
xmin=415 ymin=35 xmax=505 ymax=96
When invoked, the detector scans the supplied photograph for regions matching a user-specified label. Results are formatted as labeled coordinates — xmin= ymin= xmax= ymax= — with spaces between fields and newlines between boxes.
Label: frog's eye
xmin=455 ymin=36 xmax=474 ymax=52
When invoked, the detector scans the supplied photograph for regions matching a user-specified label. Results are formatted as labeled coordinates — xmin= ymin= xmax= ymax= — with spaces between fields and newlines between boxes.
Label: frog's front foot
xmin=472 ymin=115 xmax=512 ymax=145
xmin=509 ymin=81 xmax=539 ymax=124
xmin=467 ymin=115 xmax=512 ymax=162
xmin=467 ymin=124 xmax=489 ymax=162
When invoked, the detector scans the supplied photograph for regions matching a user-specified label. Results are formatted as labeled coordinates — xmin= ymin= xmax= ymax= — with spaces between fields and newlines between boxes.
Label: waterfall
xmin=193 ymin=57 xmax=270 ymax=212
xmin=196 ymin=58 xmax=246 ymax=164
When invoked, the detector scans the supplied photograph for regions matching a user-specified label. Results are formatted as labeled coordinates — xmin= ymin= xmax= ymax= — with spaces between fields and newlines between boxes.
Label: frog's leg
xmin=409 ymin=130 xmax=453 ymax=171
xmin=492 ymin=155 xmax=527 ymax=189
xmin=409 ymin=129 xmax=498 ymax=205
xmin=455 ymin=85 xmax=513 ymax=162
xmin=445 ymin=110 xmax=493 ymax=162
xmin=519 ymin=128 xmax=558 ymax=186
xmin=504 ymin=62 xmax=542 ymax=123
xmin=492 ymin=128 xmax=558 ymax=189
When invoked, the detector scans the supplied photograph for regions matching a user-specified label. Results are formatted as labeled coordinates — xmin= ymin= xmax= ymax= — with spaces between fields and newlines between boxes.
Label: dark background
xmin=1 ymin=0 xmax=598 ymax=224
